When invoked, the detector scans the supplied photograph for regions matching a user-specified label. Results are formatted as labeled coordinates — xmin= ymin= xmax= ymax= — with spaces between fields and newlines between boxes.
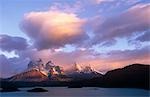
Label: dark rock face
xmin=27 ymin=88 xmax=48 ymax=92
xmin=103 ymin=64 xmax=150 ymax=89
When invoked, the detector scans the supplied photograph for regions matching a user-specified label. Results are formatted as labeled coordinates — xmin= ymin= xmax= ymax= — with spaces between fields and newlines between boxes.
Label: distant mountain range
xmin=0 ymin=63 xmax=149 ymax=90
xmin=6 ymin=59 xmax=102 ymax=82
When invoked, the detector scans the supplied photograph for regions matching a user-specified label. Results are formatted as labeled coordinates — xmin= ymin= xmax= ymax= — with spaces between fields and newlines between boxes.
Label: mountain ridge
xmin=0 ymin=63 xmax=149 ymax=90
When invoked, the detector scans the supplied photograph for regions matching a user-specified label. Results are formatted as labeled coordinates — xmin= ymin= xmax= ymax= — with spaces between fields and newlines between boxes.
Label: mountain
xmin=8 ymin=69 xmax=48 ymax=82
xmin=68 ymin=63 xmax=149 ymax=90
xmin=1 ymin=63 xmax=149 ymax=90
xmin=67 ymin=63 xmax=103 ymax=80
xmin=7 ymin=61 xmax=102 ymax=82
xmin=27 ymin=59 xmax=64 ymax=76
xmin=7 ymin=59 xmax=69 ymax=82
xmin=103 ymin=63 xmax=150 ymax=89
xmin=90 ymin=63 xmax=149 ymax=90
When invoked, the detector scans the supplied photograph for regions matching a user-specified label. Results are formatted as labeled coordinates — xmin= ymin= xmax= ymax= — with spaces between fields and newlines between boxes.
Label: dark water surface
xmin=0 ymin=87 xmax=149 ymax=97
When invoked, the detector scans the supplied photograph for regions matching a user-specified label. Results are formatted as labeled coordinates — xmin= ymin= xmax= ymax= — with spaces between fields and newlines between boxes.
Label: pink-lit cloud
xmin=92 ymin=3 xmax=150 ymax=45
xmin=21 ymin=10 xmax=88 ymax=50
xmin=14 ymin=45 xmax=150 ymax=72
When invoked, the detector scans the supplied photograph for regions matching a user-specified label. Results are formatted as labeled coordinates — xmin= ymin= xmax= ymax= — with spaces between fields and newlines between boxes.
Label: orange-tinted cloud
xmin=21 ymin=10 xmax=88 ymax=50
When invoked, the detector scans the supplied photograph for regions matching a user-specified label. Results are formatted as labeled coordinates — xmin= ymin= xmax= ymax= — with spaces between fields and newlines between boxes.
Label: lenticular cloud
xmin=21 ymin=10 xmax=88 ymax=50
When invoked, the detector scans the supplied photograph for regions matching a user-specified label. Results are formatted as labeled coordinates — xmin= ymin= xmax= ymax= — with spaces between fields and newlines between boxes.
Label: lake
xmin=0 ymin=87 xmax=149 ymax=97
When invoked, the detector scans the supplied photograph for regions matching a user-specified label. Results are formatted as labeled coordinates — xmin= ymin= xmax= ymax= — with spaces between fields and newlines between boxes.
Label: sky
xmin=0 ymin=0 xmax=150 ymax=78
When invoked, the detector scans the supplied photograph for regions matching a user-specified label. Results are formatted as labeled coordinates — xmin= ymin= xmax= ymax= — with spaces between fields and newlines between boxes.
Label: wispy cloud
xmin=92 ymin=3 xmax=150 ymax=45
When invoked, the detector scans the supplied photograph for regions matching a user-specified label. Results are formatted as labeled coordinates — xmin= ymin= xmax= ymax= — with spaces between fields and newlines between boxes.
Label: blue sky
xmin=0 ymin=0 xmax=150 ymax=77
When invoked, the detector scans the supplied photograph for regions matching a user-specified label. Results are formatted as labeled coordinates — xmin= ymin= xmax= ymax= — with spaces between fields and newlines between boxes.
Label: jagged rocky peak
xmin=27 ymin=58 xmax=44 ymax=69
xmin=45 ymin=60 xmax=55 ymax=70
xmin=67 ymin=63 xmax=103 ymax=80
xmin=73 ymin=62 xmax=97 ymax=74
xmin=83 ymin=65 xmax=93 ymax=73
xmin=8 ymin=59 xmax=66 ymax=82
xmin=27 ymin=59 xmax=64 ymax=77
xmin=74 ymin=62 xmax=82 ymax=72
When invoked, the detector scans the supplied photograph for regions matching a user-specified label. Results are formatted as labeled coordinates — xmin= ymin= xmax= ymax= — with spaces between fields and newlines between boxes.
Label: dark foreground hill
xmin=70 ymin=64 xmax=150 ymax=90
xmin=103 ymin=64 xmax=149 ymax=89
xmin=0 ymin=63 xmax=149 ymax=90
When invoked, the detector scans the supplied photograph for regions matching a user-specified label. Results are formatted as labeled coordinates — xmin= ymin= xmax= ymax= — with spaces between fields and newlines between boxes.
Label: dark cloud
xmin=0 ymin=35 xmax=29 ymax=52
xmin=93 ymin=4 xmax=150 ymax=45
